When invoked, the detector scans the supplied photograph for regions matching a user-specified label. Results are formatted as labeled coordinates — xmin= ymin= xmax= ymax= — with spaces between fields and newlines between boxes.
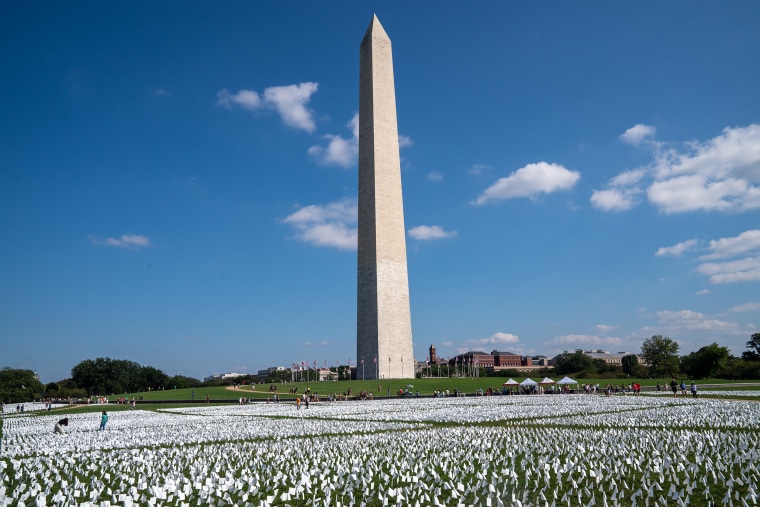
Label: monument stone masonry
xmin=356 ymin=15 xmax=414 ymax=380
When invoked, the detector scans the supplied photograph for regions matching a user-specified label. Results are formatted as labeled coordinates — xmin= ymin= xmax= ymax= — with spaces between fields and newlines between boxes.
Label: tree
xmin=553 ymin=351 xmax=595 ymax=375
xmin=165 ymin=375 xmax=202 ymax=390
xmin=640 ymin=335 xmax=680 ymax=377
xmin=0 ymin=367 xmax=45 ymax=403
xmin=621 ymin=354 xmax=639 ymax=375
xmin=741 ymin=333 xmax=760 ymax=361
xmin=71 ymin=358 xmax=169 ymax=396
xmin=680 ymin=343 xmax=729 ymax=378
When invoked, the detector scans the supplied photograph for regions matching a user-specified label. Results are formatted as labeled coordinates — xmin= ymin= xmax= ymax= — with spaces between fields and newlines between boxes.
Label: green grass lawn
xmin=107 ymin=376 xmax=760 ymax=404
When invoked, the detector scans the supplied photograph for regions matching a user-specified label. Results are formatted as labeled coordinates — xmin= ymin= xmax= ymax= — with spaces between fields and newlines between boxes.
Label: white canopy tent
xmin=519 ymin=377 xmax=538 ymax=394
xmin=501 ymin=378 xmax=519 ymax=387
xmin=556 ymin=376 xmax=579 ymax=393
xmin=538 ymin=377 xmax=556 ymax=393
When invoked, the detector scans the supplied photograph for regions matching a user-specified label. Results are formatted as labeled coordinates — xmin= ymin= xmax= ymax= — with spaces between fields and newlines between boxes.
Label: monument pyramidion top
xmin=362 ymin=14 xmax=390 ymax=44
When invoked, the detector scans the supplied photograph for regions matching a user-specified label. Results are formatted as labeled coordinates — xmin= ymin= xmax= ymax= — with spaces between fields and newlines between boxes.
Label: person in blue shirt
xmin=100 ymin=411 xmax=109 ymax=431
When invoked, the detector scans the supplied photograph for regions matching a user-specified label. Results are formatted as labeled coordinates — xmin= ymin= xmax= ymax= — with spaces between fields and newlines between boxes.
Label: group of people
xmin=53 ymin=411 xmax=109 ymax=434
xmin=669 ymin=378 xmax=698 ymax=397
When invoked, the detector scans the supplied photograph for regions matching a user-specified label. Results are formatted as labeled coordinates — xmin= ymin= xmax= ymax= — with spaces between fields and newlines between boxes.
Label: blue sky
xmin=2 ymin=2 xmax=759 ymax=383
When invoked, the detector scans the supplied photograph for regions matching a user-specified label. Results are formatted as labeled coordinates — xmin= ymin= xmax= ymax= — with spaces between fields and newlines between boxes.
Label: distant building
xmin=203 ymin=372 xmax=246 ymax=383
xmin=583 ymin=350 xmax=638 ymax=365
xmin=318 ymin=368 xmax=339 ymax=381
xmin=447 ymin=350 xmax=538 ymax=372
xmin=257 ymin=367 xmax=286 ymax=381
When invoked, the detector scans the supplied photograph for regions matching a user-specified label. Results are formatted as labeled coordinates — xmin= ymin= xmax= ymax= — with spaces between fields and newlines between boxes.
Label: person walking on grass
xmin=670 ymin=378 xmax=678 ymax=398
xmin=690 ymin=382 xmax=698 ymax=398
xmin=100 ymin=411 xmax=109 ymax=431
xmin=296 ymin=396 xmax=301 ymax=410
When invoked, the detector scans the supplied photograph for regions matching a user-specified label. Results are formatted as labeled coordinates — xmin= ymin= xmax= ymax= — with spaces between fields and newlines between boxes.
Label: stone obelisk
xmin=357 ymin=15 xmax=414 ymax=380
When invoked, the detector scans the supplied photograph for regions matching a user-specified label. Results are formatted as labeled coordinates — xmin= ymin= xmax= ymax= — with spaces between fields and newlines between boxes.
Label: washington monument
xmin=356 ymin=15 xmax=414 ymax=380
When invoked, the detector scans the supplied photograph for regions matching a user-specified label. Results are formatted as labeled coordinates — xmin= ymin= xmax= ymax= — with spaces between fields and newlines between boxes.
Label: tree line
xmin=0 ymin=358 xmax=205 ymax=403
xmin=2 ymin=334 xmax=759 ymax=402
xmin=552 ymin=333 xmax=760 ymax=379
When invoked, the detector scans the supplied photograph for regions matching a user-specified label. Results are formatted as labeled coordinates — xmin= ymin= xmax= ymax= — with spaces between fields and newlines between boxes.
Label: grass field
xmin=107 ymin=377 xmax=760 ymax=403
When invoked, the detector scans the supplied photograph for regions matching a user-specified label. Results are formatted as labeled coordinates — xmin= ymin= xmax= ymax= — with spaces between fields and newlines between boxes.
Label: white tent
xmin=538 ymin=377 xmax=555 ymax=384
xmin=556 ymin=376 xmax=579 ymax=393
xmin=519 ymin=377 xmax=538 ymax=394
xmin=501 ymin=378 xmax=519 ymax=387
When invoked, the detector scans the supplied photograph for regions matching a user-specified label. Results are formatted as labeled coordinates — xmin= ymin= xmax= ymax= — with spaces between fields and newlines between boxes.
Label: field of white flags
xmin=2 ymin=394 xmax=759 ymax=506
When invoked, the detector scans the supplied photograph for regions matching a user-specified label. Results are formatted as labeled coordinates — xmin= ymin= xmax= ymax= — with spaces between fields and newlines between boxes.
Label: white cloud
xmin=460 ymin=332 xmax=519 ymax=350
xmin=620 ymin=124 xmax=657 ymax=145
xmin=655 ymin=309 xmax=739 ymax=333
xmin=595 ymin=324 xmax=618 ymax=332
xmin=468 ymin=164 xmax=492 ymax=175
xmin=88 ymin=234 xmax=152 ymax=249
xmin=700 ymin=229 xmax=760 ymax=260
xmin=304 ymin=340 xmax=333 ymax=347
xmin=590 ymin=188 xmax=640 ymax=212
xmin=426 ymin=171 xmax=444 ymax=182
xmin=473 ymin=162 xmax=580 ymax=205
xmin=217 ymin=89 xmax=262 ymax=111
xmin=282 ymin=199 xmax=357 ymax=250
xmin=695 ymin=289 xmax=711 ymax=296
xmin=647 ymin=174 xmax=753 ymax=214
xmin=548 ymin=334 xmax=624 ymax=347
xmin=408 ymin=225 xmax=457 ymax=240
xmin=654 ymin=239 xmax=698 ymax=257
xmin=610 ymin=168 xmax=647 ymax=187
xmin=217 ymin=82 xmax=319 ymax=132
xmin=263 ymin=83 xmax=319 ymax=132
xmin=594 ymin=124 xmax=760 ymax=214
xmin=696 ymin=256 xmax=760 ymax=284
xmin=309 ymin=114 xmax=412 ymax=169
xmin=154 ymin=88 xmax=172 ymax=97
xmin=308 ymin=114 xmax=358 ymax=168
xmin=724 ymin=301 xmax=760 ymax=314
xmin=691 ymin=230 xmax=760 ymax=284
xmin=398 ymin=135 xmax=414 ymax=149
xmin=649 ymin=124 xmax=760 ymax=213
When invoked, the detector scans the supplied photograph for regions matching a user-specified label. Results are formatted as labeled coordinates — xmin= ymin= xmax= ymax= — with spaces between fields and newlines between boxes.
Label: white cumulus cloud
xmin=468 ymin=164 xmax=492 ymax=175
xmin=620 ymin=124 xmax=657 ymax=145
xmin=724 ymin=301 xmax=760 ymax=314
xmin=474 ymin=162 xmax=580 ymax=205
xmin=548 ymin=334 xmax=624 ymax=347
xmin=88 ymin=234 xmax=152 ymax=249
xmin=460 ymin=332 xmax=519 ymax=350
xmin=590 ymin=187 xmax=641 ymax=212
xmin=282 ymin=199 xmax=357 ymax=250
xmin=700 ymin=229 xmax=760 ymax=260
xmin=655 ymin=239 xmax=698 ymax=257
xmin=426 ymin=171 xmax=444 ymax=182
xmin=655 ymin=309 xmax=739 ymax=333
xmin=308 ymin=114 xmax=358 ymax=168
xmin=408 ymin=225 xmax=457 ymax=240
xmin=696 ymin=256 xmax=760 ymax=284
xmin=692 ymin=229 xmax=760 ymax=284
xmin=217 ymin=82 xmax=319 ymax=132
xmin=593 ymin=124 xmax=760 ymax=214
xmin=308 ymin=114 xmax=412 ymax=169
